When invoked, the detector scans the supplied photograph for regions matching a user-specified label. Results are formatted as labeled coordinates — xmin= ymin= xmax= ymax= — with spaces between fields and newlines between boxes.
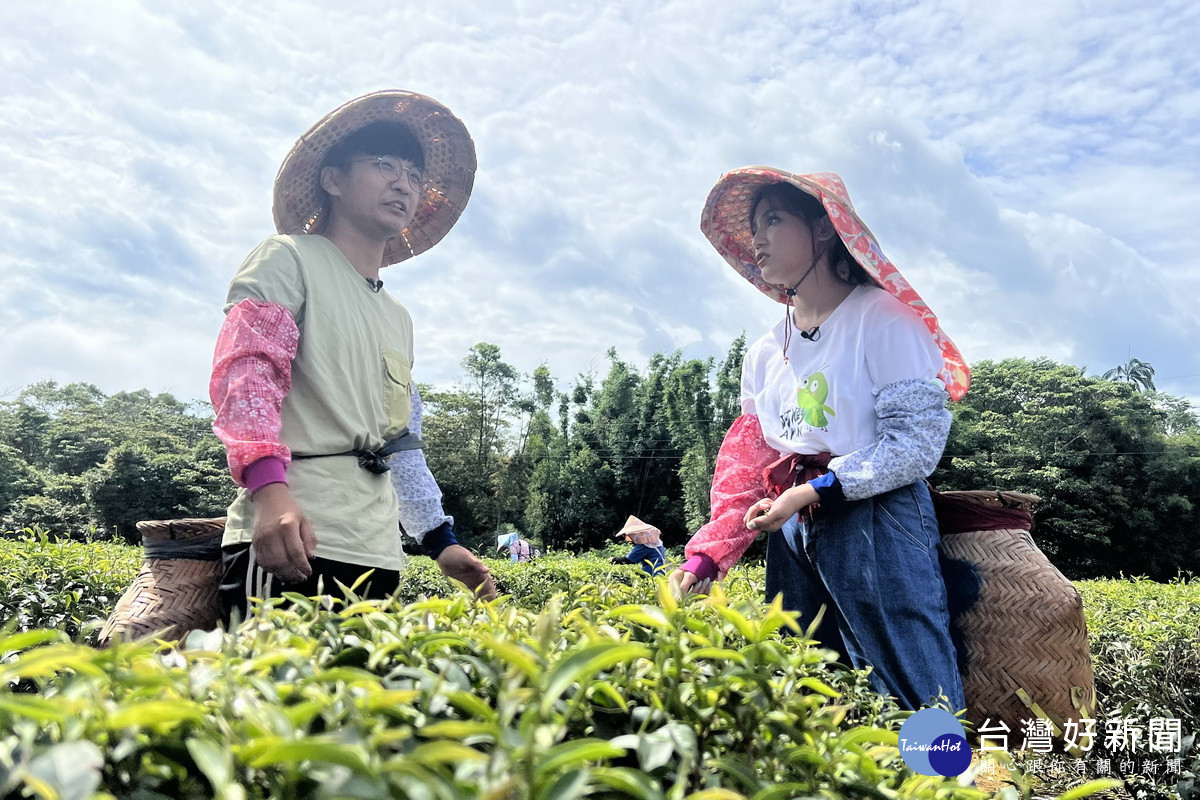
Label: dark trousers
xmin=765 ymin=481 xmax=965 ymax=711
xmin=218 ymin=543 xmax=401 ymax=627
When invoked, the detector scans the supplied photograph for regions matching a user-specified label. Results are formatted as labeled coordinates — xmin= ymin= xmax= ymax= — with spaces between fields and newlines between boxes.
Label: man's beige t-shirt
xmin=222 ymin=234 xmax=413 ymax=570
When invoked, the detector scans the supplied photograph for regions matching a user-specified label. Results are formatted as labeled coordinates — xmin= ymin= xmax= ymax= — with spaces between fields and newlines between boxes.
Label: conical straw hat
xmin=273 ymin=90 xmax=476 ymax=268
xmin=614 ymin=515 xmax=662 ymax=546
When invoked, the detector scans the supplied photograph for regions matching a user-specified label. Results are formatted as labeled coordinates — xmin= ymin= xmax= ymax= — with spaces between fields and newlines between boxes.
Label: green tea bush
xmin=401 ymin=553 xmax=763 ymax=610
xmin=0 ymin=582 xmax=1054 ymax=800
xmin=0 ymin=530 xmax=140 ymax=640
xmin=994 ymin=579 xmax=1200 ymax=800
xmin=1076 ymin=578 xmax=1200 ymax=799
xmin=1079 ymin=578 xmax=1200 ymax=729
xmin=2 ymin=536 xmax=1186 ymax=798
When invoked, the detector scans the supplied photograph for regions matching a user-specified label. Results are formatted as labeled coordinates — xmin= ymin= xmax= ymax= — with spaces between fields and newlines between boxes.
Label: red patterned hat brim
xmin=699 ymin=167 xmax=970 ymax=401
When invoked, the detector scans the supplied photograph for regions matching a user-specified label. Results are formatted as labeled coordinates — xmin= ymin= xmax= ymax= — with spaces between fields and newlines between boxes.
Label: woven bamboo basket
xmin=936 ymin=490 xmax=1096 ymax=741
xmin=97 ymin=517 xmax=226 ymax=646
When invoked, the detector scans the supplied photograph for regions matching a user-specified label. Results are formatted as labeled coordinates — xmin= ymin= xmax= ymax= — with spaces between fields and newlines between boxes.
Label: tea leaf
xmin=540 ymin=642 xmax=650 ymax=714
xmin=25 ymin=741 xmax=103 ymax=800
xmin=408 ymin=740 xmax=488 ymax=764
xmin=187 ymin=737 xmax=232 ymax=787
xmin=246 ymin=738 xmax=374 ymax=775
xmin=108 ymin=699 xmax=206 ymax=729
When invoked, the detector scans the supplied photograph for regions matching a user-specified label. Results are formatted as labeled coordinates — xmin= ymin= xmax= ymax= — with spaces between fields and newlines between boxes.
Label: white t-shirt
xmin=742 ymin=284 xmax=943 ymax=458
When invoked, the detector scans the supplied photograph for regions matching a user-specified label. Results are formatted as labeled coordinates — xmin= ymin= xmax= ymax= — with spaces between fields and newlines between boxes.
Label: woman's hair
xmin=321 ymin=121 xmax=425 ymax=171
xmin=749 ymin=182 xmax=869 ymax=285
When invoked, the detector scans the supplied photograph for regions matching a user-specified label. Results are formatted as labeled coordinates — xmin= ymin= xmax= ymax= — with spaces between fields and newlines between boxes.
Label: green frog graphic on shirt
xmin=797 ymin=372 xmax=836 ymax=427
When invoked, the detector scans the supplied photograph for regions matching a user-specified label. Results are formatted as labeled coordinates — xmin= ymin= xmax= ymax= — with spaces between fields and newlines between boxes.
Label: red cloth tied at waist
xmin=927 ymin=489 xmax=1034 ymax=534
xmin=762 ymin=452 xmax=832 ymax=499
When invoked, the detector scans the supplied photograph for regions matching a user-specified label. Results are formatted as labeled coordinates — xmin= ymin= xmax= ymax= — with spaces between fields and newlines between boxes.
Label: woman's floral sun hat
xmin=273 ymin=90 xmax=477 ymax=268
xmin=700 ymin=167 xmax=970 ymax=401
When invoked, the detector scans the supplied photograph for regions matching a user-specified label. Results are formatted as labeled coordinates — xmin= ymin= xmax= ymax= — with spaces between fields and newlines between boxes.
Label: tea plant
xmin=1 ymin=535 xmax=1189 ymax=797
xmin=0 ymin=582 xmax=1065 ymax=799
xmin=0 ymin=530 xmax=139 ymax=640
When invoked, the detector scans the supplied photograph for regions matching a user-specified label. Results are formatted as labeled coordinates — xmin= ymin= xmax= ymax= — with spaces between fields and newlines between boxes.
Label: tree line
xmin=1 ymin=346 xmax=1196 ymax=580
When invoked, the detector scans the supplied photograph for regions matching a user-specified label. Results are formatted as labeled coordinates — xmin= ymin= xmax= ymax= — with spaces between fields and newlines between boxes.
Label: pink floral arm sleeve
xmin=209 ymin=299 xmax=300 ymax=486
xmin=683 ymin=413 xmax=780 ymax=574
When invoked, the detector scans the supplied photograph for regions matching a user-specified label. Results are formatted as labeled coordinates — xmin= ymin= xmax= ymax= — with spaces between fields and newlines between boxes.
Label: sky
xmin=2 ymin=0 xmax=1199 ymax=410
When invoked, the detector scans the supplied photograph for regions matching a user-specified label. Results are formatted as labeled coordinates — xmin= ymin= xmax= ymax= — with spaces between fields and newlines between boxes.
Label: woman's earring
xmin=835 ymin=259 xmax=851 ymax=281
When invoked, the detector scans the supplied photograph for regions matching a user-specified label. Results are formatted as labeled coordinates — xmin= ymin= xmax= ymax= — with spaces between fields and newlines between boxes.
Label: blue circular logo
xmin=897 ymin=708 xmax=971 ymax=777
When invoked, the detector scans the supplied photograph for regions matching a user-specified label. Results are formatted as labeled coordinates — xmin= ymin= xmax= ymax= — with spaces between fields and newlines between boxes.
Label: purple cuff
xmin=681 ymin=553 xmax=719 ymax=583
xmin=245 ymin=456 xmax=288 ymax=495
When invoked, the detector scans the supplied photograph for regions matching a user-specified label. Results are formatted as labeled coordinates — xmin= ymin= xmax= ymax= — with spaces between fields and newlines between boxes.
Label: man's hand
xmin=743 ymin=484 xmax=819 ymax=533
xmin=251 ymin=483 xmax=317 ymax=583
xmin=435 ymin=545 xmax=496 ymax=599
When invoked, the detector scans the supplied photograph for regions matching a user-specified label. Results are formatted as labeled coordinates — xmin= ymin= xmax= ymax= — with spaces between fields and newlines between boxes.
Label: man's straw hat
xmin=273 ymin=90 xmax=476 ymax=268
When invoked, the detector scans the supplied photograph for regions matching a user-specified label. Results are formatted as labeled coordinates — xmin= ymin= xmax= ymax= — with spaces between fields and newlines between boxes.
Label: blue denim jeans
xmin=765 ymin=480 xmax=965 ymax=711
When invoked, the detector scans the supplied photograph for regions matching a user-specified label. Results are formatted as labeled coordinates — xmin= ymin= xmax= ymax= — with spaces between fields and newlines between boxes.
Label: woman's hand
xmin=744 ymin=484 xmax=819 ymax=532
xmin=668 ymin=568 xmax=713 ymax=597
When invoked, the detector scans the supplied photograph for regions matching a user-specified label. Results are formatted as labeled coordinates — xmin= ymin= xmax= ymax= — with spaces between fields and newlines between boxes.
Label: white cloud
xmin=0 ymin=0 xmax=1197 ymax=409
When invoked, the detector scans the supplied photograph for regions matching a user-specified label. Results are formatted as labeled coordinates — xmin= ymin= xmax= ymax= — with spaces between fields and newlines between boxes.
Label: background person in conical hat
xmin=668 ymin=168 xmax=968 ymax=712
xmin=496 ymin=531 xmax=534 ymax=563
xmin=610 ymin=515 xmax=667 ymax=576
xmin=209 ymin=91 xmax=495 ymax=621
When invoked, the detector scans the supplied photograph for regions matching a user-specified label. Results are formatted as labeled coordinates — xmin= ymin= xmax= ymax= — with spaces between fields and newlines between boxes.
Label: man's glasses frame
xmin=352 ymin=157 xmax=426 ymax=191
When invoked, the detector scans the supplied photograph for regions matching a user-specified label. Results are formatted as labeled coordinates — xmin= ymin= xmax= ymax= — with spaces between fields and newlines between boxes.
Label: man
xmin=210 ymin=91 xmax=494 ymax=622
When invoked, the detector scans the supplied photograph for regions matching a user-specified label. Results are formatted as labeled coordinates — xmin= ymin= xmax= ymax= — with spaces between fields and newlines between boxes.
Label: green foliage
xmin=713 ymin=332 xmax=746 ymax=433
xmin=85 ymin=444 xmax=165 ymax=542
xmin=85 ymin=445 xmax=233 ymax=543
xmin=7 ymin=346 xmax=1200 ymax=591
xmin=1017 ymin=578 xmax=1200 ymax=799
xmin=0 ymin=533 xmax=140 ymax=641
xmin=0 ymin=381 xmax=233 ymax=540
xmin=526 ymin=443 xmax=617 ymax=552
xmin=935 ymin=358 xmax=1200 ymax=578
xmin=1080 ymin=577 xmax=1200 ymax=730
xmin=1101 ymin=358 xmax=1156 ymax=393
xmin=0 ymin=445 xmax=44 ymax=522
xmin=421 ymin=343 xmax=524 ymax=545
xmin=0 ymin=580 xmax=992 ymax=800
xmin=525 ymin=340 xmax=749 ymax=552
xmin=2 ymin=494 xmax=89 ymax=539
xmin=0 ymin=537 xmax=1192 ymax=798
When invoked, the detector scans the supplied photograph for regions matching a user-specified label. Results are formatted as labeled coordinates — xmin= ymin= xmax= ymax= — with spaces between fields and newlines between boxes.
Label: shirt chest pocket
xmin=381 ymin=348 xmax=413 ymax=434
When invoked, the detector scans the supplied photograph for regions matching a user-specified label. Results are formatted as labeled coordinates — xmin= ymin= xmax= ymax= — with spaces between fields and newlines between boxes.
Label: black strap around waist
xmin=292 ymin=428 xmax=424 ymax=475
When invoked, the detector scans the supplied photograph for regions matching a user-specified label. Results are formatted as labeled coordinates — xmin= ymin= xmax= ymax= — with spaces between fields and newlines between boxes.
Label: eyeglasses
xmin=352 ymin=157 xmax=426 ymax=191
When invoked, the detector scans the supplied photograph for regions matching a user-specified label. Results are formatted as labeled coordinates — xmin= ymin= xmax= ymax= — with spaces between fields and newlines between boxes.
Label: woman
xmin=669 ymin=169 xmax=971 ymax=711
